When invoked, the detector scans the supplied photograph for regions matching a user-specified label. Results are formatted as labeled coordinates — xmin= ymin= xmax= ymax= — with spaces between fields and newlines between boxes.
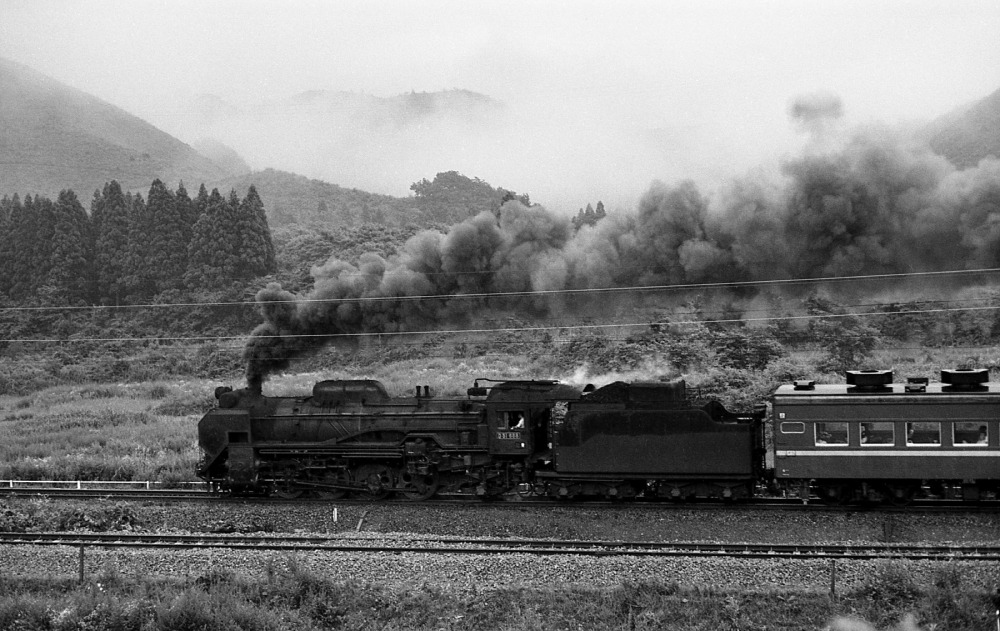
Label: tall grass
xmin=0 ymin=382 xmax=213 ymax=483
xmin=0 ymin=562 xmax=994 ymax=630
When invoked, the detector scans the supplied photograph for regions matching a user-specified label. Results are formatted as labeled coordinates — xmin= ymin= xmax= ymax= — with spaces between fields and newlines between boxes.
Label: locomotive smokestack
xmin=247 ymin=373 xmax=264 ymax=395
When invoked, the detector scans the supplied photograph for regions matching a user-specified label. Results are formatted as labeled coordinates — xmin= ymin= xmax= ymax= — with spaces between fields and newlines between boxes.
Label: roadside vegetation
xmin=0 ymin=561 xmax=993 ymax=631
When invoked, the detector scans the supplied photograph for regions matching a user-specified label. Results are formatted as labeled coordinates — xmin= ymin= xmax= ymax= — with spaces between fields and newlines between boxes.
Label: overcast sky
xmin=2 ymin=0 xmax=999 ymax=211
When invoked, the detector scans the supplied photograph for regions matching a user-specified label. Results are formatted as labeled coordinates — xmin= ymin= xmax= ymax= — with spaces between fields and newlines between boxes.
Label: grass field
xmin=0 ymin=562 xmax=994 ymax=630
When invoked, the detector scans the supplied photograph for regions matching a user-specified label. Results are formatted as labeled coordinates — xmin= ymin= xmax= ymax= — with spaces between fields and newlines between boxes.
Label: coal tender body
xmin=540 ymin=380 xmax=767 ymax=500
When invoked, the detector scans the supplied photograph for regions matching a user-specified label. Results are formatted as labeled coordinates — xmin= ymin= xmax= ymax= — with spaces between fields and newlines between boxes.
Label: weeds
xmin=0 ymin=566 xmax=995 ymax=631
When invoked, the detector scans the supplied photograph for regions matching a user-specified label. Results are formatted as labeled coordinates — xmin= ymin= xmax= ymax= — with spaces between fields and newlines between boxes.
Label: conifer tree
xmin=175 ymin=182 xmax=196 ymax=246
xmin=95 ymin=181 xmax=131 ymax=305
xmin=9 ymin=195 xmax=56 ymax=300
xmin=0 ymin=194 xmax=20 ymax=296
xmin=5 ymin=194 xmax=31 ymax=298
xmin=123 ymin=192 xmax=155 ymax=300
xmin=193 ymin=183 xmax=210 ymax=222
xmin=186 ymin=188 xmax=239 ymax=288
xmin=47 ymin=189 xmax=93 ymax=304
xmin=237 ymin=184 xmax=276 ymax=278
xmin=146 ymin=179 xmax=188 ymax=292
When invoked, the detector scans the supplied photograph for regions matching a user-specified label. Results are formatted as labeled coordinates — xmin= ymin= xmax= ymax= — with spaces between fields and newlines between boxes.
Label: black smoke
xmin=245 ymin=97 xmax=1000 ymax=386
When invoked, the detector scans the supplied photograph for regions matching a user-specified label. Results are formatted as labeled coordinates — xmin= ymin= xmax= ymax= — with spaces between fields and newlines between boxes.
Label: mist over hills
xmin=925 ymin=86 xmax=1000 ymax=168
xmin=160 ymin=87 xmax=509 ymax=202
xmin=0 ymin=57 xmax=232 ymax=198
xmin=3 ymin=52 xmax=1000 ymax=241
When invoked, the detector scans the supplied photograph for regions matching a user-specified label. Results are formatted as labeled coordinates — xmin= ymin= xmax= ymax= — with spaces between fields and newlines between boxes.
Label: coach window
xmin=954 ymin=422 xmax=988 ymax=446
xmin=906 ymin=422 xmax=941 ymax=445
xmin=780 ymin=422 xmax=805 ymax=434
xmin=860 ymin=422 xmax=893 ymax=445
xmin=815 ymin=422 xmax=848 ymax=445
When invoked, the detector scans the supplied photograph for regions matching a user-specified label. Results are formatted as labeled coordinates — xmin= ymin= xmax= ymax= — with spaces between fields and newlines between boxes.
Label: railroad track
xmin=1 ymin=532 xmax=998 ymax=560
xmin=0 ymin=487 xmax=995 ymax=513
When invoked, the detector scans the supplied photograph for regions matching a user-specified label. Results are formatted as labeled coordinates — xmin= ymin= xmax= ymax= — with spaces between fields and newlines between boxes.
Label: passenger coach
xmin=773 ymin=369 xmax=1000 ymax=505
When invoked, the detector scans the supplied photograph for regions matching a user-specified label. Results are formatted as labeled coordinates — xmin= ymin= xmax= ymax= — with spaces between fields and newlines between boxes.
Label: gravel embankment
xmin=3 ymin=499 xmax=998 ymax=591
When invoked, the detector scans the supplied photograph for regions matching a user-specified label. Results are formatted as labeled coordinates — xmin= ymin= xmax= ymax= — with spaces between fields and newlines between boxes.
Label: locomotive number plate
xmin=497 ymin=431 xmax=521 ymax=440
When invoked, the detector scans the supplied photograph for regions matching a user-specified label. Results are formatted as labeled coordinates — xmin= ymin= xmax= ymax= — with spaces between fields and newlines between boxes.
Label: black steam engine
xmin=197 ymin=368 xmax=1000 ymax=504
xmin=197 ymin=377 xmax=766 ymax=501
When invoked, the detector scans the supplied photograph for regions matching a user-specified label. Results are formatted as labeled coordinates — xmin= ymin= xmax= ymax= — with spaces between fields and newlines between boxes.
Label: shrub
xmin=715 ymin=327 xmax=786 ymax=370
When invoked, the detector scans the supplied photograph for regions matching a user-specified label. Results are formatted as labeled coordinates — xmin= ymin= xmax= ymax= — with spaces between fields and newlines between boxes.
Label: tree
xmin=46 ymin=189 xmax=93 ymax=304
xmin=716 ymin=327 xmax=786 ymax=370
xmin=8 ymin=195 xmax=55 ymax=300
xmin=410 ymin=171 xmax=528 ymax=224
xmin=95 ymin=181 xmax=131 ymax=305
xmin=572 ymin=201 xmax=608 ymax=230
xmin=816 ymin=315 xmax=882 ymax=373
xmin=186 ymin=188 xmax=239 ymax=289
xmin=0 ymin=194 xmax=21 ymax=296
xmin=175 ymin=182 xmax=196 ymax=245
xmin=146 ymin=179 xmax=188 ymax=292
xmin=236 ymin=184 xmax=276 ymax=278
xmin=123 ymin=192 xmax=156 ymax=300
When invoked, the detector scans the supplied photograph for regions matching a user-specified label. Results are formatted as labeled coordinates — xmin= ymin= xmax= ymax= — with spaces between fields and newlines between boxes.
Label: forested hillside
xmin=212 ymin=169 xmax=532 ymax=229
xmin=925 ymin=86 xmax=1000 ymax=168
xmin=0 ymin=57 xmax=232 ymax=197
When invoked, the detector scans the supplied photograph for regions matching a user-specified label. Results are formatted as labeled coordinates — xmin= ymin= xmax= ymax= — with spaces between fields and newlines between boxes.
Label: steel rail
xmin=2 ymin=532 xmax=998 ymax=560
xmin=0 ymin=487 xmax=995 ymax=514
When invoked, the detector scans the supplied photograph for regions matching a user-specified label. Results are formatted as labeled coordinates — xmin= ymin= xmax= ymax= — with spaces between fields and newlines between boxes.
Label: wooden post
xmin=829 ymin=560 xmax=836 ymax=601
xmin=78 ymin=545 xmax=85 ymax=583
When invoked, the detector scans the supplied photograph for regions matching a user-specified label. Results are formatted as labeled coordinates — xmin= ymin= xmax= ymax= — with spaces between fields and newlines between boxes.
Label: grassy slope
xmin=0 ymin=57 xmax=231 ymax=198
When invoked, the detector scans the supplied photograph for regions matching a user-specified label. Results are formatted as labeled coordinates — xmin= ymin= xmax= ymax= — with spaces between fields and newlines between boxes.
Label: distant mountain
xmin=0 ymin=57 xmax=233 ymax=198
xmin=163 ymin=88 xmax=507 ymax=197
xmin=924 ymin=86 xmax=1000 ymax=168
xmin=193 ymin=138 xmax=252 ymax=176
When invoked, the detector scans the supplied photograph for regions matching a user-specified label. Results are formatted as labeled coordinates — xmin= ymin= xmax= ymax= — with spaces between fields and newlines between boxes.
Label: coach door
xmin=488 ymin=407 xmax=533 ymax=456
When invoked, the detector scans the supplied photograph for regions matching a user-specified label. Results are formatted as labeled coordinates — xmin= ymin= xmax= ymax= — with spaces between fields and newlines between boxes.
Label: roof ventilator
xmin=941 ymin=368 xmax=989 ymax=392
xmin=846 ymin=369 xmax=893 ymax=393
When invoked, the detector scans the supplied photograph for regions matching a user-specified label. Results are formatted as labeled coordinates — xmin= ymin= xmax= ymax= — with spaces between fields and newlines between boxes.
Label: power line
xmin=3 ymin=266 xmax=1000 ymax=313
xmin=5 ymin=302 xmax=1000 ymax=345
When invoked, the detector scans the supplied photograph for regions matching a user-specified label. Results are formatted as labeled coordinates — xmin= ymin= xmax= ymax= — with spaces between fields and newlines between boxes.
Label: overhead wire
xmin=4 ymin=301 xmax=1000 ymax=345
xmin=2 ymin=266 xmax=1000 ymax=313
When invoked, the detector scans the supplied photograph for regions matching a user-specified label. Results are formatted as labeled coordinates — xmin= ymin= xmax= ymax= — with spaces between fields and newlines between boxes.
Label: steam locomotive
xmin=197 ymin=368 xmax=1000 ymax=505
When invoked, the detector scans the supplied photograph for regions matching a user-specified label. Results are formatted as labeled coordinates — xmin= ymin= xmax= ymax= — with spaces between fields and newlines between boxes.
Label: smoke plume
xmin=244 ymin=97 xmax=1000 ymax=386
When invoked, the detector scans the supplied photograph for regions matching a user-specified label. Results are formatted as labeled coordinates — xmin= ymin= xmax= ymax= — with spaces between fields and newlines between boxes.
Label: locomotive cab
xmin=482 ymin=380 xmax=579 ymax=460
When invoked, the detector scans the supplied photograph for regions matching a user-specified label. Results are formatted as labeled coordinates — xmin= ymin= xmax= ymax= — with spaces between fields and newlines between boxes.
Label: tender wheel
xmin=272 ymin=467 xmax=304 ymax=499
xmin=353 ymin=464 xmax=394 ymax=500
xmin=314 ymin=469 xmax=349 ymax=500
xmin=399 ymin=471 xmax=439 ymax=501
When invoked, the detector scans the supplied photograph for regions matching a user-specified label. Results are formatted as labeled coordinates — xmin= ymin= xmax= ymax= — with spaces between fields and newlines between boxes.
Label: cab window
xmin=815 ymin=422 xmax=847 ymax=445
xmin=503 ymin=411 xmax=526 ymax=429
xmin=906 ymin=422 xmax=941 ymax=445
xmin=860 ymin=422 xmax=893 ymax=445
xmin=953 ymin=422 xmax=988 ymax=446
